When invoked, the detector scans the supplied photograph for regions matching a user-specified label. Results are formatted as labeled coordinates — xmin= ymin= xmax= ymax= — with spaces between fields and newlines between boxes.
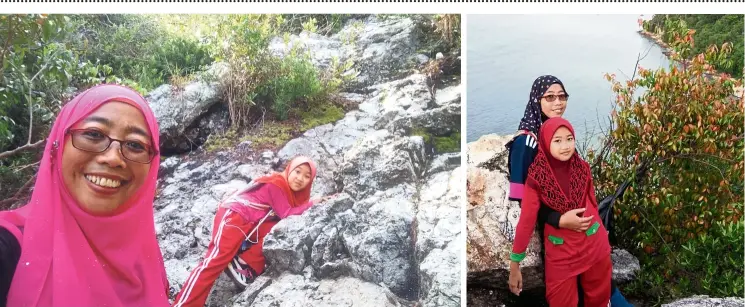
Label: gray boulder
xmin=148 ymin=63 xmax=229 ymax=154
xmin=154 ymin=15 xmax=461 ymax=306
xmin=268 ymin=16 xmax=419 ymax=91
xmin=466 ymin=134 xmax=641 ymax=293
xmin=229 ymin=274 xmax=402 ymax=307
xmin=611 ymin=248 xmax=640 ymax=284
xmin=662 ymin=296 xmax=745 ymax=307
xmin=340 ymin=131 xmax=425 ymax=200
xmin=417 ymin=166 xmax=464 ymax=307
xmin=466 ymin=134 xmax=544 ymax=289
xmin=262 ymin=188 xmax=419 ymax=300
xmin=155 ymin=151 xmax=277 ymax=306
xmin=346 ymin=16 xmax=418 ymax=88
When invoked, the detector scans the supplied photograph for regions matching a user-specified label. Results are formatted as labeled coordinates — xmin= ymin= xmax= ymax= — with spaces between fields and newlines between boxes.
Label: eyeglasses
xmin=66 ymin=129 xmax=157 ymax=164
xmin=542 ymin=94 xmax=569 ymax=102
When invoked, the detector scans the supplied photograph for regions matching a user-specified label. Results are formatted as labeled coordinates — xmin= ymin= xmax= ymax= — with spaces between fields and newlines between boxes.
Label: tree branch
xmin=12 ymin=175 xmax=35 ymax=199
xmin=679 ymin=157 xmax=727 ymax=180
xmin=0 ymin=139 xmax=45 ymax=160
xmin=0 ymin=174 xmax=36 ymax=210
xmin=632 ymin=44 xmax=654 ymax=80
xmin=652 ymin=152 xmax=735 ymax=166
xmin=633 ymin=201 xmax=681 ymax=263
xmin=14 ymin=160 xmax=40 ymax=172
xmin=0 ymin=15 xmax=15 ymax=83
xmin=26 ymin=57 xmax=53 ymax=145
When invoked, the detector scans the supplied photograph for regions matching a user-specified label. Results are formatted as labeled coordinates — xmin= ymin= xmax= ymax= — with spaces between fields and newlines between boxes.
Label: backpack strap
xmin=515 ymin=129 xmax=537 ymax=141
xmin=219 ymin=181 xmax=266 ymax=210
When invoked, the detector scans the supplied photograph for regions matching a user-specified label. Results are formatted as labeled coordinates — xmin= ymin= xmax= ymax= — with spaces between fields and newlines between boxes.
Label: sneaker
xmin=225 ymin=256 xmax=256 ymax=288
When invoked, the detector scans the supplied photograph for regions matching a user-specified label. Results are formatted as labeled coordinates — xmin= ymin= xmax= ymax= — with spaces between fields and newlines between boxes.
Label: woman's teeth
xmin=85 ymin=175 xmax=122 ymax=188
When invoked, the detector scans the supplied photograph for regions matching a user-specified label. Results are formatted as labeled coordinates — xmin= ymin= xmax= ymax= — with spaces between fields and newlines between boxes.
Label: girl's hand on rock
xmin=508 ymin=262 xmax=522 ymax=296
xmin=322 ymin=194 xmax=339 ymax=202
xmin=312 ymin=194 xmax=338 ymax=204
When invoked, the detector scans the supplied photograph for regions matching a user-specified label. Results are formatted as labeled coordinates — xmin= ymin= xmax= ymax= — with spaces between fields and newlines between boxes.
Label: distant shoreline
xmin=637 ymin=29 xmax=673 ymax=57
xmin=637 ymin=28 xmax=743 ymax=99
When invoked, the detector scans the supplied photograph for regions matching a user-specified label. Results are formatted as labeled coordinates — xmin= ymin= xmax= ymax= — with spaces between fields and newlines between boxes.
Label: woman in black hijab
xmin=505 ymin=75 xmax=632 ymax=307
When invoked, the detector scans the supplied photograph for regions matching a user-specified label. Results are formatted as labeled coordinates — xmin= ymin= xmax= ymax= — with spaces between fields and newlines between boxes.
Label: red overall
xmin=511 ymin=118 xmax=612 ymax=307
xmin=171 ymin=207 xmax=277 ymax=307
xmin=172 ymin=182 xmax=315 ymax=307
xmin=514 ymin=180 xmax=611 ymax=307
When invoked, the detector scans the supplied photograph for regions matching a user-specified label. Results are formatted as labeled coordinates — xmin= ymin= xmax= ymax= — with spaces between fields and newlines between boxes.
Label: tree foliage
xmin=0 ymin=14 xmax=368 ymax=207
xmin=592 ymin=19 xmax=744 ymax=302
xmin=642 ymin=14 xmax=744 ymax=78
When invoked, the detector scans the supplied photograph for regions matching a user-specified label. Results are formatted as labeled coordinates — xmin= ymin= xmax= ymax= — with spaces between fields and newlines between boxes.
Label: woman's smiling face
xmin=61 ymin=101 xmax=153 ymax=215
xmin=540 ymin=83 xmax=568 ymax=118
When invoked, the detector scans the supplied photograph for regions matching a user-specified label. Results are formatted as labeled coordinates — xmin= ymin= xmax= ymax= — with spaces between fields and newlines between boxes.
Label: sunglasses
xmin=66 ymin=129 xmax=157 ymax=164
xmin=542 ymin=94 xmax=569 ymax=102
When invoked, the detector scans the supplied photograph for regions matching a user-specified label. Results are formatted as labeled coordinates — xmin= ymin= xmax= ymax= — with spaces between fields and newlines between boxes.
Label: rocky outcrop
xmin=155 ymin=15 xmax=461 ymax=307
xmin=611 ymin=248 xmax=640 ymax=284
xmin=230 ymin=76 xmax=462 ymax=306
xmin=466 ymin=134 xmax=544 ymax=289
xmin=153 ymin=15 xmax=436 ymax=156
xmin=269 ymin=16 xmax=420 ymax=90
xmin=147 ymin=63 xmax=230 ymax=155
xmin=662 ymin=296 xmax=745 ymax=307
xmin=230 ymin=274 xmax=403 ymax=307
xmin=466 ymin=134 xmax=640 ymax=298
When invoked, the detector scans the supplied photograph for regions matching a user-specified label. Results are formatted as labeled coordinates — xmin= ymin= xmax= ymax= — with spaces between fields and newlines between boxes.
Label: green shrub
xmin=208 ymin=14 xmax=355 ymax=128
xmin=297 ymin=103 xmax=344 ymax=131
xmin=153 ymin=36 xmax=213 ymax=81
xmin=642 ymin=15 xmax=743 ymax=78
xmin=677 ymin=221 xmax=744 ymax=297
xmin=0 ymin=151 xmax=38 ymax=210
xmin=592 ymin=20 xmax=744 ymax=302
xmin=72 ymin=14 xmax=213 ymax=92
xmin=260 ymin=55 xmax=324 ymax=120
xmin=0 ymin=15 xmax=82 ymax=151
xmin=433 ymin=132 xmax=460 ymax=153
xmin=280 ymin=14 xmax=355 ymax=35
xmin=242 ymin=121 xmax=295 ymax=149
xmin=624 ymin=221 xmax=744 ymax=303
xmin=411 ymin=127 xmax=461 ymax=154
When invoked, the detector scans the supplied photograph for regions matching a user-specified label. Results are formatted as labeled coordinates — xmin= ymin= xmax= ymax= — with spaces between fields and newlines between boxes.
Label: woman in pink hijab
xmin=0 ymin=84 xmax=170 ymax=306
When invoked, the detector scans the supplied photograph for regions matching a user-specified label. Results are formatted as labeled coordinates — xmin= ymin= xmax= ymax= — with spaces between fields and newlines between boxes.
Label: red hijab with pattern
xmin=526 ymin=118 xmax=591 ymax=214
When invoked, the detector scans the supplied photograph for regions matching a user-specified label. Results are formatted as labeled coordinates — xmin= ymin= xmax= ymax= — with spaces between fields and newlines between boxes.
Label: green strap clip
xmin=586 ymin=221 xmax=600 ymax=236
xmin=548 ymin=235 xmax=564 ymax=245
xmin=510 ymin=252 xmax=527 ymax=262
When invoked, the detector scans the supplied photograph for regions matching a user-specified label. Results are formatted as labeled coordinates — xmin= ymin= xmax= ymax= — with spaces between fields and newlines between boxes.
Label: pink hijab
xmin=0 ymin=84 xmax=169 ymax=306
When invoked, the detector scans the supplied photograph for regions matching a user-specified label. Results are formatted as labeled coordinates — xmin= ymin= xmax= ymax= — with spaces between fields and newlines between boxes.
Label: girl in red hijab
xmin=508 ymin=118 xmax=612 ymax=307
xmin=173 ymin=156 xmax=333 ymax=307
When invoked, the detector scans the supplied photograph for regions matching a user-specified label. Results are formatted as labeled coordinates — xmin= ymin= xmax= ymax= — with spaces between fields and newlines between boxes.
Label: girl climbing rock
xmin=509 ymin=118 xmax=612 ymax=307
xmin=173 ymin=156 xmax=334 ymax=307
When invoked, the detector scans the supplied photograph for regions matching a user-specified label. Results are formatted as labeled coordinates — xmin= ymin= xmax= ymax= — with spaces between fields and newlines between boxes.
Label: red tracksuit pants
xmin=545 ymin=256 xmax=612 ymax=307
xmin=172 ymin=207 xmax=277 ymax=307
